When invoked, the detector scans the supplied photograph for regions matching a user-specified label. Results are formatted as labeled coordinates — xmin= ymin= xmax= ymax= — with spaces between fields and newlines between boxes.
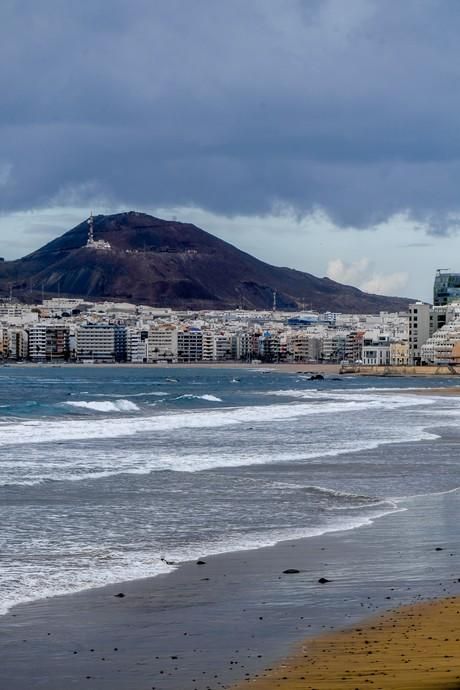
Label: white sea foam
xmin=271 ymin=482 xmax=393 ymax=509
xmin=265 ymin=388 xmax=439 ymax=403
xmin=0 ymin=425 xmax=439 ymax=487
xmin=0 ymin=551 xmax=174 ymax=616
xmin=390 ymin=486 xmax=460 ymax=502
xmin=93 ymin=391 xmax=168 ymax=398
xmin=175 ymin=394 xmax=223 ymax=402
xmin=0 ymin=393 xmax=440 ymax=449
xmin=0 ymin=502 xmax=404 ymax=617
xmin=64 ymin=399 xmax=140 ymax=413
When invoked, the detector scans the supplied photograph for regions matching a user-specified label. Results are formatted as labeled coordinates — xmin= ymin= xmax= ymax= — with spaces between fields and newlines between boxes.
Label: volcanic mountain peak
xmin=1 ymin=212 xmax=411 ymax=312
xmin=30 ymin=211 xmax=205 ymax=253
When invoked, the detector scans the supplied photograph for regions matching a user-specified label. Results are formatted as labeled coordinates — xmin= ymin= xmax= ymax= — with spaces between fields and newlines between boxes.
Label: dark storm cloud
xmin=2 ymin=0 xmax=460 ymax=229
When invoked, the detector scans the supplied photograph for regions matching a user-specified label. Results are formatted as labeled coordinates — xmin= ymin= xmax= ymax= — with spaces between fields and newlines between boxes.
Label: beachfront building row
xmin=0 ymin=323 xmax=410 ymax=366
xmin=0 ymin=295 xmax=413 ymax=365
xmin=0 ymin=320 xmax=409 ymax=365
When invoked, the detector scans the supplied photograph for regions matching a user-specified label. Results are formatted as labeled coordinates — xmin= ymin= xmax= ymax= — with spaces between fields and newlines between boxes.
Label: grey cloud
xmin=399 ymin=242 xmax=434 ymax=248
xmin=2 ymin=0 xmax=460 ymax=229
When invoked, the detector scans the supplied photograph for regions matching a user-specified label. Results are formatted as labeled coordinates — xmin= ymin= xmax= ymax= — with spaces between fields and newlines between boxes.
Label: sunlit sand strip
xmin=412 ymin=387 xmax=460 ymax=396
xmin=236 ymin=597 xmax=460 ymax=689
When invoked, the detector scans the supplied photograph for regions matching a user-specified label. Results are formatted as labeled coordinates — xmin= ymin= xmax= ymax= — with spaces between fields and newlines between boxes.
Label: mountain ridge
xmin=0 ymin=211 xmax=412 ymax=312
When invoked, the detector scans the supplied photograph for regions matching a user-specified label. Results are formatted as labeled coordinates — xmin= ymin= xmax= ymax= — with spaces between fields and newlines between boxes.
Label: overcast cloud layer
xmin=2 ymin=0 xmax=460 ymax=228
xmin=3 ymin=1 xmax=460 ymax=301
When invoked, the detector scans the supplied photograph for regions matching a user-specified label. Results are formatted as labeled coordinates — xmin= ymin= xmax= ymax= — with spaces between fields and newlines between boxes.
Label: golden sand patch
xmin=236 ymin=597 xmax=460 ymax=690
xmin=412 ymin=387 xmax=460 ymax=396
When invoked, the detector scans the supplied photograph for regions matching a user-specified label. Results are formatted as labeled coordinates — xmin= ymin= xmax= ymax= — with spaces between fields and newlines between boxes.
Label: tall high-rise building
xmin=433 ymin=270 xmax=460 ymax=305
xmin=408 ymin=301 xmax=448 ymax=364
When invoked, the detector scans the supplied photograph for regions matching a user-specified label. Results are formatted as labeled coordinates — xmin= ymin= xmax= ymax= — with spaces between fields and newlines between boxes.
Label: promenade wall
xmin=340 ymin=364 xmax=460 ymax=376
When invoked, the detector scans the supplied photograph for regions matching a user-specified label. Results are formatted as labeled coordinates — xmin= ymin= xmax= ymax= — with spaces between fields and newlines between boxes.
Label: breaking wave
xmin=64 ymin=399 xmax=140 ymax=413
xmin=176 ymin=394 xmax=223 ymax=402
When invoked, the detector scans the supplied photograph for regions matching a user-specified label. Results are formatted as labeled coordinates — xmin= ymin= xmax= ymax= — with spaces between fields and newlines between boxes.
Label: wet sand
xmin=1 ymin=488 xmax=460 ymax=690
xmin=236 ymin=597 xmax=460 ymax=689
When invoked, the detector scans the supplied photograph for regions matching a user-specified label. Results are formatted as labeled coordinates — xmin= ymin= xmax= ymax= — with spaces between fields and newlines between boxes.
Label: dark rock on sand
xmin=283 ymin=569 xmax=300 ymax=574
xmin=318 ymin=577 xmax=331 ymax=584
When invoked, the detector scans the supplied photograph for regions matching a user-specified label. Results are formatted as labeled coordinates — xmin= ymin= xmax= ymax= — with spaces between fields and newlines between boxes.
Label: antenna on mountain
xmin=87 ymin=212 xmax=94 ymax=244
xmin=272 ymin=289 xmax=277 ymax=312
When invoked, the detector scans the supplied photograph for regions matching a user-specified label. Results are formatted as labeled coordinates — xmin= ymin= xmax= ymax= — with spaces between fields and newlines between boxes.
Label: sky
xmin=2 ymin=0 xmax=460 ymax=302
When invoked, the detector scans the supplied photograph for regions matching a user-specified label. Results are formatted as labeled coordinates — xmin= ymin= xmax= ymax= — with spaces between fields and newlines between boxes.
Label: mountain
xmin=0 ymin=212 xmax=411 ymax=312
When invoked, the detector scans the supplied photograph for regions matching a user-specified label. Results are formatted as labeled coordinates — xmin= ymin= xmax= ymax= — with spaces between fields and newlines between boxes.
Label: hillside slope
xmin=0 ymin=212 xmax=411 ymax=312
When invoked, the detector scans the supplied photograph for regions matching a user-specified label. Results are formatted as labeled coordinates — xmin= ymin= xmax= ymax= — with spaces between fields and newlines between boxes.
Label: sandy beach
xmin=2 ymin=486 xmax=460 ymax=690
xmin=3 ymin=361 xmax=342 ymax=375
xmin=236 ymin=597 xmax=460 ymax=689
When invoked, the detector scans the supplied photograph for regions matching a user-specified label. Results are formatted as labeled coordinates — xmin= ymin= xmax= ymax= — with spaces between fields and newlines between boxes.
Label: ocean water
xmin=2 ymin=366 xmax=460 ymax=615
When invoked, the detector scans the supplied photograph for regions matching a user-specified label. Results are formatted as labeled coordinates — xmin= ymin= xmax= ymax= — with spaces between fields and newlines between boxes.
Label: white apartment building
xmin=0 ymin=302 xmax=38 ymax=322
xmin=177 ymin=330 xmax=203 ymax=362
xmin=7 ymin=327 xmax=28 ymax=360
xmin=321 ymin=332 xmax=347 ymax=362
xmin=202 ymin=331 xmax=214 ymax=361
xmin=232 ymin=332 xmax=252 ymax=361
xmin=408 ymin=302 xmax=449 ymax=364
xmin=213 ymin=333 xmax=232 ymax=361
xmin=148 ymin=327 xmax=178 ymax=362
xmin=420 ymin=319 xmax=460 ymax=364
xmin=361 ymin=334 xmax=391 ymax=366
xmin=408 ymin=302 xmax=432 ymax=364
xmin=286 ymin=332 xmax=322 ymax=362
xmin=76 ymin=323 xmax=115 ymax=362
xmin=126 ymin=328 xmax=147 ymax=363
xmin=0 ymin=325 xmax=8 ymax=358
xmin=42 ymin=298 xmax=91 ymax=312
xmin=26 ymin=324 xmax=69 ymax=362
xmin=27 ymin=324 xmax=47 ymax=361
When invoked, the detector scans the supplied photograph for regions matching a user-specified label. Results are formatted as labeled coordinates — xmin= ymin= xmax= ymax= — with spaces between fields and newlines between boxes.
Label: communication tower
xmin=87 ymin=212 xmax=95 ymax=244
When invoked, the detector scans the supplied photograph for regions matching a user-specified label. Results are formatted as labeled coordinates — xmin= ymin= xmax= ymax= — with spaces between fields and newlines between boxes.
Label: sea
xmin=2 ymin=365 xmax=460 ymax=616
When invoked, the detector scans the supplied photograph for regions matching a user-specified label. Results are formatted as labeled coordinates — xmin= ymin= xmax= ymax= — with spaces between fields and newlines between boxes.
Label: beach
xmin=236 ymin=596 xmax=460 ymax=690
xmin=2 ymin=487 xmax=460 ymax=690
xmin=2 ymin=368 xmax=460 ymax=689
xmin=3 ymin=361 xmax=342 ymax=374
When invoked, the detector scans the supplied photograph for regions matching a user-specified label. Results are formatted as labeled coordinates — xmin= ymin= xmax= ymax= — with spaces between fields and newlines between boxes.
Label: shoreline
xmin=2 ymin=487 xmax=460 ymax=689
xmin=7 ymin=360 xmax=460 ymax=378
xmin=2 ymin=361 xmax=342 ymax=374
